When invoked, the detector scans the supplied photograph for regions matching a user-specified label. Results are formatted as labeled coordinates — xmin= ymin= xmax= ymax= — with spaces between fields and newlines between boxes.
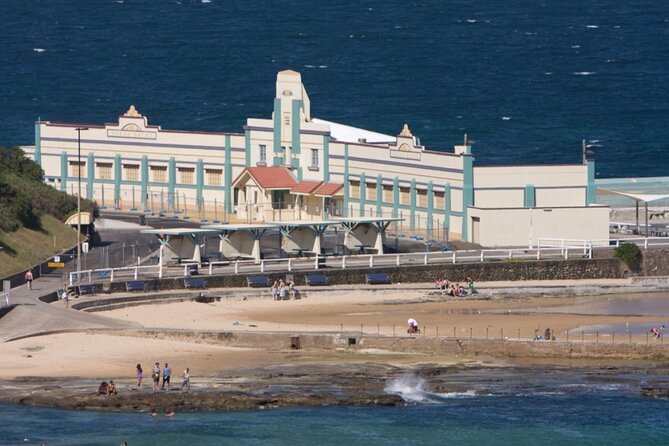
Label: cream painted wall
xmin=468 ymin=206 xmax=609 ymax=247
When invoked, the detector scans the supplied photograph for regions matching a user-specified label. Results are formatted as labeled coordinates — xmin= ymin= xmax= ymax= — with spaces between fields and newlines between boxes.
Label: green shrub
xmin=614 ymin=243 xmax=642 ymax=268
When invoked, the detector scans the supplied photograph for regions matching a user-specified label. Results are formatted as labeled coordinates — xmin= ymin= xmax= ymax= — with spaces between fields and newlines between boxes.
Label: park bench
xmin=305 ymin=274 xmax=330 ymax=286
xmin=184 ymin=277 xmax=207 ymax=290
xmin=77 ymin=284 xmax=96 ymax=296
xmin=365 ymin=272 xmax=391 ymax=285
xmin=126 ymin=280 xmax=147 ymax=292
xmin=247 ymin=276 xmax=270 ymax=287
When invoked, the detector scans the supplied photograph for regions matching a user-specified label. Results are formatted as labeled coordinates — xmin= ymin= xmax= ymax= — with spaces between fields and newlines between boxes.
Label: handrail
xmin=64 ymin=235 xmax=669 ymax=283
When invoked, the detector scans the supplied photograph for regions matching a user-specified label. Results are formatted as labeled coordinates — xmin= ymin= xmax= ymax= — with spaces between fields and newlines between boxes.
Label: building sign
xmin=48 ymin=262 xmax=65 ymax=268
xmin=107 ymin=129 xmax=157 ymax=140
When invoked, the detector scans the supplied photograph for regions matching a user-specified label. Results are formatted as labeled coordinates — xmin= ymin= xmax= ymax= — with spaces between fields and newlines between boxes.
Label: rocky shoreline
xmin=3 ymin=361 xmax=669 ymax=413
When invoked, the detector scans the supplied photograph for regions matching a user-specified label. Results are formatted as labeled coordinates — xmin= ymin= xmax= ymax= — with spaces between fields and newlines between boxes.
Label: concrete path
xmin=0 ymin=274 xmax=139 ymax=342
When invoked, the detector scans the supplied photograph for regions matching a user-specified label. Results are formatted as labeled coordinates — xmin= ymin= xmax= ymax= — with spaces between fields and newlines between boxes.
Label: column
xmin=376 ymin=175 xmax=383 ymax=216
xmin=359 ymin=172 xmax=367 ymax=217
xmin=410 ymin=178 xmax=416 ymax=233
xmin=60 ymin=151 xmax=68 ymax=192
xmin=224 ymin=134 xmax=232 ymax=213
xmin=86 ymin=152 xmax=95 ymax=199
xmin=114 ymin=154 xmax=121 ymax=209
xmin=343 ymin=143 xmax=349 ymax=217
xmin=141 ymin=155 xmax=149 ymax=210
xmin=461 ymin=155 xmax=474 ymax=241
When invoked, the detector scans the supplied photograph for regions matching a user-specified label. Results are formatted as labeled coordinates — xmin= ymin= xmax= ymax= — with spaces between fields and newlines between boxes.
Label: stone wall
xmin=641 ymin=249 xmax=669 ymax=277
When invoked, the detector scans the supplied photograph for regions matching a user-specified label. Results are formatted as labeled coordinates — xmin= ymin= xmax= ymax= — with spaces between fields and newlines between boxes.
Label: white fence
xmin=67 ymin=236 xmax=669 ymax=286
xmin=0 ymin=291 xmax=9 ymax=308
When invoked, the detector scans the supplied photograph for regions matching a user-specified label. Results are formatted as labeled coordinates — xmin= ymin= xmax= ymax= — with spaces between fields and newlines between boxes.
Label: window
xmin=123 ymin=164 xmax=139 ymax=181
xmin=350 ymin=182 xmax=360 ymax=199
xmin=281 ymin=146 xmax=287 ymax=162
xmin=383 ymin=185 xmax=393 ymax=203
xmin=400 ymin=187 xmax=410 ymax=205
xmin=417 ymin=190 xmax=427 ymax=207
xmin=367 ymin=183 xmax=377 ymax=201
xmin=310 ymin=148 xmax=319 ymax=168
xmin=435 ymin=191 xmax=445 ymax=209
xmin=283 ymin=112 xmax=290 ymax=126
xmin=178 ymin=167 xmax=194 ymax=184
xmin=206 ymin=169 xmax=222 ymax=186
xmin=96 ymin=162 xmax=112 ymax=180
xmin=69 ymin=161 xmax=86 ymax=179
xmin=259 ymin=145 xmax=267 ymax=164
xmin=151 ymin=166 xmax=167 ymax=183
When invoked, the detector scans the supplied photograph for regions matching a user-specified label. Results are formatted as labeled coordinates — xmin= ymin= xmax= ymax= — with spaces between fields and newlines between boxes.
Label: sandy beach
xmin=2 ymin=280 xmax=668 ymax=384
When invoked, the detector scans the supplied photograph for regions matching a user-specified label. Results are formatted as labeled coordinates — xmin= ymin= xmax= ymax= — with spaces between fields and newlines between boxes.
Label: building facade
xmin=26 ymin=70 xmax=609 ymax=247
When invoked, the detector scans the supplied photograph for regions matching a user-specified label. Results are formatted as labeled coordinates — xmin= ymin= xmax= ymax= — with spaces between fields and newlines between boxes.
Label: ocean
xmin=2 ymin=0 xmax=669 ymax=442
xmin=2 ymin=372 xmax=669 ymax=445
xmin=1 ymin=0 xmax=668 ymax=178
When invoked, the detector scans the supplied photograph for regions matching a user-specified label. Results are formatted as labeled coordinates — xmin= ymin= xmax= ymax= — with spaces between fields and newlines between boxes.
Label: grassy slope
xmin=0 ymin=214 xmax=79 ymax=278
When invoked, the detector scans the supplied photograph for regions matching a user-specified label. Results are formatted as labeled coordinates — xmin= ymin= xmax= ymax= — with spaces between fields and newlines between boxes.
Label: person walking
xmin=162 ymin=362 xmax=171 ymax=391
xmin=24 ymin=269 xmax=34 ymax=290
xmin=180 ymin=367 xmax=190 ymax=393
xmin=271 ymin=280 xmax=279 ymax=301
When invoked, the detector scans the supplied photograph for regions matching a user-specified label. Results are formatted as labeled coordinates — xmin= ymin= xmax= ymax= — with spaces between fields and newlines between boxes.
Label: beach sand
xmin=1 ymin=284 xmax=665 ymax=381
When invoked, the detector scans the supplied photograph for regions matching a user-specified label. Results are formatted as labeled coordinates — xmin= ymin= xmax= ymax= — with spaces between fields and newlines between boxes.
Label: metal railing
xmin=0 ymin=291 xmax=9 ymax=308
xmin=69 ymin=246 xmax=586 ymax=285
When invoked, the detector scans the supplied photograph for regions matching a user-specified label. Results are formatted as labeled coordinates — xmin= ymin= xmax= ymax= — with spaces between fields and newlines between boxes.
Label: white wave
xmin=586 ymin=25 xmax=598 ymax=29
xmin=385 ymin=376 xmax=477 ymax=404
xmin=544 ymin=72 xmax=553 ymax=75
xmin=466 ymin=19 xmax=477 ymax=23
xmin=201 ymin=0 xmax=211 ymax=3
xmin=304 ymin=64 xmax=315 ymax=68
xmin=573 ymin=71 xmax=596 ymax=76
xmin=571 ymin=45 xmax=580 ymax=48
xmin=33 ymin=48 xmax=46 ymax=53
xmin=318 ymin=65 xmax=328 ymax=69
xmin=502 ymin=116 xmax=512 ymax=120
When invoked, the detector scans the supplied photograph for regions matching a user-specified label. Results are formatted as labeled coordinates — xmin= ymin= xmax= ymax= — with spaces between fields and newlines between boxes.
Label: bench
xmin=184 ymin=277 xmax=207 ymax=290
xmin=247 ymin=276 xmax=270 ymax=287
xmin=98 ymin=270 xmax=110 ymax=279
xmin=305 ymin=274 xmax=329 ymax=286
xmin=365 ymin=272 xmax=391 ymax=285
xmin=126 ymin=281 xmax=147 ymax=292
xmin=77 ymin=284 xmax=96 ymax=296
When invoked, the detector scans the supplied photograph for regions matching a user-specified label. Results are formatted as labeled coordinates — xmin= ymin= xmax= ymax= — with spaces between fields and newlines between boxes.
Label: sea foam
xmin=385 ymin=376 xmax=476 ymax=404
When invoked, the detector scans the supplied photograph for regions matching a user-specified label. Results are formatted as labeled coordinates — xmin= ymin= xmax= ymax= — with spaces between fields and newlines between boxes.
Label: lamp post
xmin=75 ymin=127 xmax=89 ymax=273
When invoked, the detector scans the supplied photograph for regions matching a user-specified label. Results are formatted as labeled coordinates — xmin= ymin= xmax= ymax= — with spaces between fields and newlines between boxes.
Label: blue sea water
xmin=1 ymin=0 xmax=668 ymax=178
xmin=2 ymin=390 xmax=669 ymax=445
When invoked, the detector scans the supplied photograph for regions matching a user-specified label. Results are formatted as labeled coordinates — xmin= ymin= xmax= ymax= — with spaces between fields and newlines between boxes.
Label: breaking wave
xmin=385 ymin=376 xmax=477 ymax=404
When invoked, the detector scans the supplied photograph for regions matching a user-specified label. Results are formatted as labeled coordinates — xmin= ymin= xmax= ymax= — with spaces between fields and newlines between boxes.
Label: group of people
xmin=96 ymin=380 xmax=118 ymax=396
xmin=135 ymin=362 xmax=191 ymax=393
xmin=435 ymin=277 xmax=475 ymax=297
xmin=271 ymin=280 xmax=298 ymax=300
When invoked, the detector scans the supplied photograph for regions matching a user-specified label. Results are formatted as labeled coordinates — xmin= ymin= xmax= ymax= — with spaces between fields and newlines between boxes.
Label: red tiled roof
xmin=233 ymin=166 xmax=297 ymax=190
xmin=291 ymin=181 xmax=323 ymax=195
xmin=314 ymin=182 xmax=344 ymax=197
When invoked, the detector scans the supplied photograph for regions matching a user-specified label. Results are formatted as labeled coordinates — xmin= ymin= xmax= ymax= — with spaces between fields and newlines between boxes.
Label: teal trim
xmin=86 ymin=152 xmax=94 ymax=199
xmin=114 ymin=154 xmax=121 ymax=208
xmin=410 ymin=178 xmax=416 ymax=233
xmin=323 ymin=136 xmax=330 ymax=181
xmin=168 ymin=157 xmax=176 ymax=209
xmin=244 ymin=130 xmax=251 ymax=167
xmin=273 ymin=98 xmax=282 ymax=156
xmin=461 ymin=155 xmax=474 ymax=241
xmin=343 ymin=144 xmax=349 ymax=217
xmin=427 ymin=181 xmax=434 ymax=231
xmin=392 ymin=177 xmax=399 ymax=218
xmin=140 ymin=155 xmax=148 ymax=209
xmin=34 ymin=123 xmax=41 ymax=166
xmin=291 ymin=100 xmax=301 ymax=156
xmin=297 ymin=167 xmax=303 ymax=182
xmin=444 ymin=183 xmax=451 ymax=231
xmin=586 ymin=160 xmax=596 ymax=205
xmin=196 ymin=159 xmax=204 ymax=205
xmin=60 ymin=152 xmax=67 ymax=191
xmin=225 ymin=135 xmax=232 ymax=213
xmin=376 ymin=175 xmax=382 ymax=216
xmin=359 ymin=172 xmax=367 ymax=217
xmin=524 ymin=184 xmax=536 ymax=208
